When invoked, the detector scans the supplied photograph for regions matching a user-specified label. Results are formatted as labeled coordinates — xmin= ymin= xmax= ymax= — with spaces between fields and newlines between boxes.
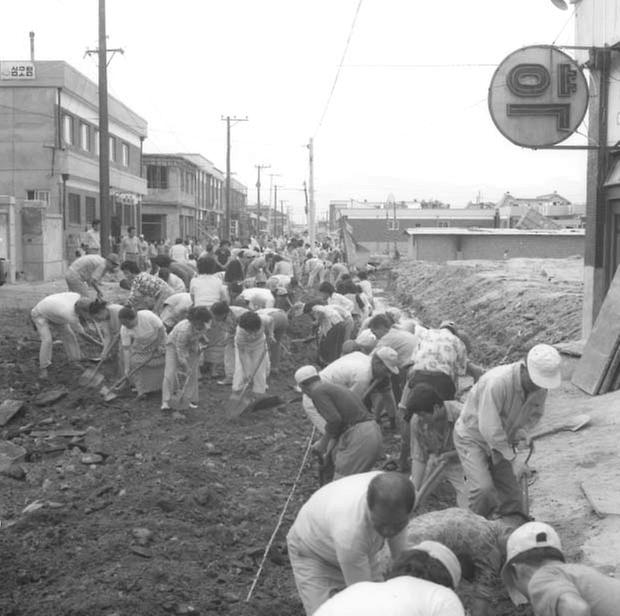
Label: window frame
xmin=68 ymin=193 xmax=81 ymax=225
xmin=62 ymin=113 xmax=74 ymax=145
xmin=121 ymin=142 xmax=129 ymax=167
xmin=79 ymin=122 xmax=91 ymax=152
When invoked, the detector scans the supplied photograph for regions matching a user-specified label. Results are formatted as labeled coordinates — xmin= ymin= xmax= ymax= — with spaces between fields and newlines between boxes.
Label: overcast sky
xmin=1 ymin=0 xmax=587 ymax=221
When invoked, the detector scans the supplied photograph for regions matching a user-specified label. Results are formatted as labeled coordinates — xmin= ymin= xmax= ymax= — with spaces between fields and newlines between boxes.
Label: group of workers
xmin=27 ymin=234 xmax=619 ymax=615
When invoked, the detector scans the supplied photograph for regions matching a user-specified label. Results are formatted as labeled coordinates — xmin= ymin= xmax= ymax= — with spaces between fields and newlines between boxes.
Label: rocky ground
xmin=0 ymin=258 xmax=588 ymax=615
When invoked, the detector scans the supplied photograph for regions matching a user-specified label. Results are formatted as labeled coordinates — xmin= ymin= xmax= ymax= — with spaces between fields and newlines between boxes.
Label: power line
xmin=314 ymin=0 xmax=364 ymax=137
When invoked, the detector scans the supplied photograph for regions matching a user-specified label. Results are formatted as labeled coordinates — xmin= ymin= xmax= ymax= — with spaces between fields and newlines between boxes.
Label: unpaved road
xmin=1 ymin=258 xmax=617 ymax=616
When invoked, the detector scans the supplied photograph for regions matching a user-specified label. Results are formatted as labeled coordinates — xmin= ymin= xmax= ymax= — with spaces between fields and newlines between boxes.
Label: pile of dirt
xmin=389 ymin=257 xmax=583 ymax=366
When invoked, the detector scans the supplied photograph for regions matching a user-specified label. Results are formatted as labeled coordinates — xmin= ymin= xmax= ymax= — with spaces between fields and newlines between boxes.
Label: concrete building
xmin=141 ymin=153 xmax=247 ymax=243
xmin=0 ymin=60 xmax=148 ymax=280
xmin=405 ymin=227 xmax=584 ymax=262
xmin=339 ymin=207 xmax=498 ymax=255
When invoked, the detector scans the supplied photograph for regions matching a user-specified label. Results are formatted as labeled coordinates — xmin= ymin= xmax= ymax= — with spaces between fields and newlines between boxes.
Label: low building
xmin=340 ymin=208 xmax=498 ymax=255
xmin=405 ymin=227 xmax=585 ymax=262
xmin=0 ymin=60 xmax=147 ymax=280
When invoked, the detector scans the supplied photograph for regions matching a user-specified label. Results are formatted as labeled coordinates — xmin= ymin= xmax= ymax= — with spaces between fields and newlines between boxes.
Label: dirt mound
xmin=389 ymin=257 xmax=583 ymax=365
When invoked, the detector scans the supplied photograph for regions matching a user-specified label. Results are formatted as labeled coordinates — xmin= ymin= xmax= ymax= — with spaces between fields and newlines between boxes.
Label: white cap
xmin=374 ymin=347 xmax=400 ymax=374
xmin=501 ymin=522 xmax=564 ymax=605
xmin=294 ymin=365 xmax=319 ymax=385
xmin=356 ymin=329 xmax=377 ymax=351
xmin=413 ymin=540 xmax=461 ymax=589
xmin=526 ymin=344 xmax=562 ymax=389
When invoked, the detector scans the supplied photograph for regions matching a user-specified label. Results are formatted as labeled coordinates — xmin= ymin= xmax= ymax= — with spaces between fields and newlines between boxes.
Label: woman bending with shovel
xmin=161 ymin=306 xmax=211 ymax=411
xmin=232 ymin=311 xmax=274 ymax=403
xmin=119 ymin=306 xmax=167 ymax=399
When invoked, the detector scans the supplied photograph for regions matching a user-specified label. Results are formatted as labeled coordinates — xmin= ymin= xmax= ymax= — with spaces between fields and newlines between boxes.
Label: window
xmin=437 ymin=221 xmax=449 ymax=228
xmin=121 ymin=142 xmax=129 ymax=167
xmin=122 ymin=203 xmax=133 ymax=226
xmin=180 ymin=169 xmax=185 ymax=193
xmin=94 ymin=129 xmax=100 ymax=154
xmin=26 ymin=190 xmax=51 ymax=204
xmin=109 ymin=136 xmax=116 ymax=162
xmin=85 ymin=196 xmax=97 ymax=223
xmin=80 ymin=122 xmax=90 ymax=151
xmin=147 ymin=165 xmax=169 ymax=189
xmin=68 ymin=193 xmax=81 ymax=225
xmin=62 ymin=114 xmax=74 ymax=145
xmin=387 ymin=220 xmax=400 ymax=231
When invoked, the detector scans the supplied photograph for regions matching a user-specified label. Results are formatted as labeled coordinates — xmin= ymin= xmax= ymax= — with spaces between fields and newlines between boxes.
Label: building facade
xmin=0 ymin=60 xmax=147 ymax=278
xmin=142 ymin=153 xmax=247 ymax=243
xmin=405 ymin=228 xmax=585 ymax=262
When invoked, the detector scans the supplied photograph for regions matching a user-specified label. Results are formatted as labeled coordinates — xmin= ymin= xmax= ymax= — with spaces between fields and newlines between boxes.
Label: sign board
xmin=488 ymin=45 xmax=588 ymax=148
xmin=0 ymin=61 xmax=35 ymax=80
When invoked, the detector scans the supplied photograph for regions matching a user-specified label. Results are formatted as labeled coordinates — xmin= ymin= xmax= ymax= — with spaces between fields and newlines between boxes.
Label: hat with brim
xmin=413 ymin=541 xmax=461 ymax=589
xmin=526 ymin=344 xmax=562 ymax=389
xmin=106 ymin=253 xmax=120 ymax=266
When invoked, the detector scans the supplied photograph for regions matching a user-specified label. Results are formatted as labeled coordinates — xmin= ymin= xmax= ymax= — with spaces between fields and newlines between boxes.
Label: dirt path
xmin=1 ymin=258 xmax=617 ymax=616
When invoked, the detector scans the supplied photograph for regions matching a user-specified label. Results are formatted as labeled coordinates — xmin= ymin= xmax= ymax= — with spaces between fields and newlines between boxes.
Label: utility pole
xmin=273 ymin=184 xmax=278 ymax=237
xmin=255 ymin=164 xmax=270 ymax=242
xmin=280 ymin=199 xmax=287 ymax=238
xmin=307 ymin=139 xmax=316 ymax=246
xmin=85 ymin=0 xmax=124 ymax=256
xmin=97 ymin=0 xmax=110 ymax=255
xmin=268 ymin=172 xmax=281 ymax=240
xmin=220 ymin=115 xmax=248 ymax=240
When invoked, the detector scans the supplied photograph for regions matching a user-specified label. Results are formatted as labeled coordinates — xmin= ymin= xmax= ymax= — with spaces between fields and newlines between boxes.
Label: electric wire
xmin=314 ymin=0 xmax=363 ymax=137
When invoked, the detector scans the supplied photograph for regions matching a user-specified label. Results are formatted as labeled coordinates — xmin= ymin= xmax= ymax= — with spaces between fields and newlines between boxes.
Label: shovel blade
xmin=170 ymin=395 xmax=191 ymax=411
xmin=569 ymin=413 xmax=591 ymax=431
xmin=225 ymin=391 xmax=253 ymax=420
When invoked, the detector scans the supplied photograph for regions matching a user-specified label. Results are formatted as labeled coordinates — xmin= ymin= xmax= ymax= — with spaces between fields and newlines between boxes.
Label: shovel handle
xmin=108 ymin=348 xmax=160 ymax=391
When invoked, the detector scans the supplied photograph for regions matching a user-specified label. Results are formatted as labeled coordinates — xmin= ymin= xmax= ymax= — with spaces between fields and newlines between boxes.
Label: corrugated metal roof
xmin=343 ymin=208 xmax=496 ymax=220
xmin=404 ymin=227 xmax=585 ymax=236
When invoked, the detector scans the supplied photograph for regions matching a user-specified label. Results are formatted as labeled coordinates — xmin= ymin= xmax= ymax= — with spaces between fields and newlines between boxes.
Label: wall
xmin=357 ymin=239 xmax=409 ymax=255
xmin=408 ymin=234 xmax=584 ymax=262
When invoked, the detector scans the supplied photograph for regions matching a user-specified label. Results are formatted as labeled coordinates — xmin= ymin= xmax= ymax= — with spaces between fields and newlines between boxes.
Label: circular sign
xmin=488 ymin=45 xmax=589 ymax=148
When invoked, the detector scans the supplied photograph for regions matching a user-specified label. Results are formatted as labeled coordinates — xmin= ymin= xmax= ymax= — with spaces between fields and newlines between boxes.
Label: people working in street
xmin=453 ymin=343 xmax=561 ymax=519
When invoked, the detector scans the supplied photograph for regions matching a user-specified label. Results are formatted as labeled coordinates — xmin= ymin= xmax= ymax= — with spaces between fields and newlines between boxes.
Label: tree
xmin=419 ymin=199 xmax=450 ymax=209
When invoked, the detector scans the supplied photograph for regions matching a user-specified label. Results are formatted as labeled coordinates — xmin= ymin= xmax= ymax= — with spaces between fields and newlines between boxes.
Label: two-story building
xmin=0 ymin=60 xmax=147 ymax=279
xmin=142 ymin=153 xmax=247 ymax=243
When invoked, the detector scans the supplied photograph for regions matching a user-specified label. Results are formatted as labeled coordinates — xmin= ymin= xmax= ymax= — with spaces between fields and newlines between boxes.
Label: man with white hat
xmin=287 ymin=471 xmax=415 ymax=615
xmin=295 ymin=366 xmax=383 ymax=480
xmin=314 ymin=539 xmax=464 ymax=616
xmin=502 ymin=521 xmax=620 ymax=615
xmin=453 ymin=343 xmax=562 ymax=519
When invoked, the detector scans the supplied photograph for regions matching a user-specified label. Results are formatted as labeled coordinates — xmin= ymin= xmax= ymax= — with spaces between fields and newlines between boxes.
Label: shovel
xmin=78 ymin=333 xmax=120 ymax=389
xmin=99 ymin=350 xmax=159 ymax=402
xmin=531 ymin=413 xmax=591 ymax=441
xmin=170 ymin=356 xmax=200 ymax=411
xmin=225 ymin=346 xmax=268 ymax=420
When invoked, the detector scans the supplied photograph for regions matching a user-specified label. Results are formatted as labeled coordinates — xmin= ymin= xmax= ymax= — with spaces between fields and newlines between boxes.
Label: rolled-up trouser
xmin=31 ymin=312 xmax=81 ymax=369
xmin=65 ymin=269 xmax=90 ymax=297
xmin=161 ymin=346 xmax=199 ymax=405
xmin=453 ymin=430 xmax=525 ymax=518
xmin=332 ymin=420 xmax=383 ymax=479
xmin=286 ymin=529 xmax=345 ymax=615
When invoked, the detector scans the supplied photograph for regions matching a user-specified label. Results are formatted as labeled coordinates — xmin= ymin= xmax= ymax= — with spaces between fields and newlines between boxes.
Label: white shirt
xmin=314 ymin=576 xmax=464 ymax=616
xmin=288 ymin=472 xmax=392 ymax=586
xmin=239 ymin=288 xmax=275 ymax=310
xmin=120 ymin=310 xmax=165 ymax=347
xmin=328 ymin=293 xmax=355 ymax=312
xmin=320 ymin=351 xmax=373 ymax=398
xmin=166 ymin=272 xmax=186 ymax=294
xmin=31 ymin=292 xmax=82 ymax=326
xmin=358 ymin=280 xmax=373 ymax=299
xmin=170 ymin=244 xmax=189 ymax=262
xmin=190 ymin=274 xmax=228 ymax=308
